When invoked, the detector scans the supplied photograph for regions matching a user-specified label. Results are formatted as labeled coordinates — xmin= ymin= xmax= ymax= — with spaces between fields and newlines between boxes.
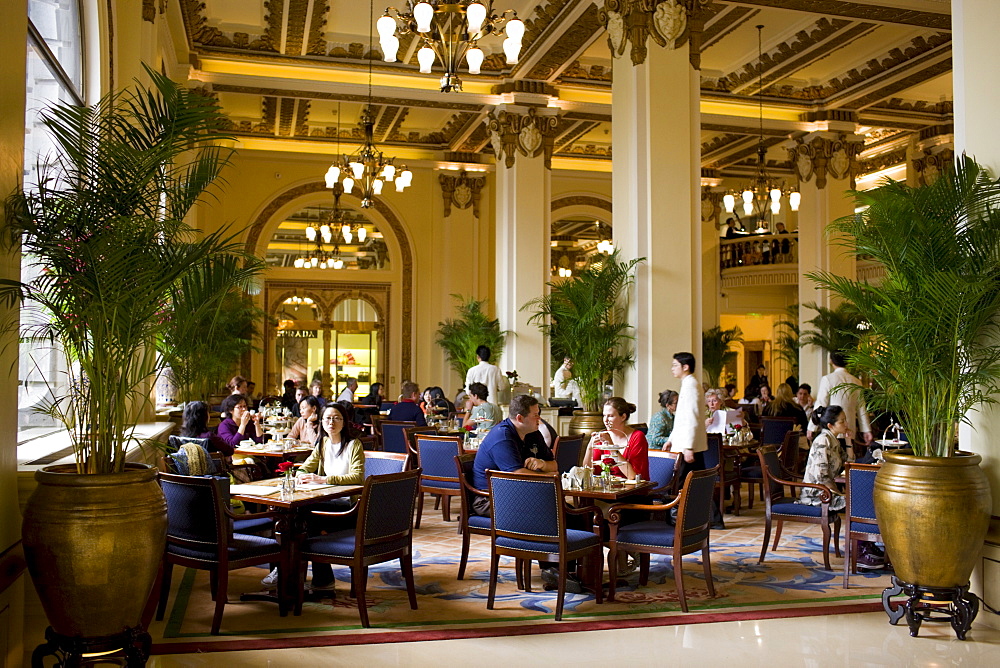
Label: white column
xmin=791 ymin=132 xmax=862 ymax=388
xmin=954 ymin=0 xmax=1000 ymax=619
xmin=612 ymin=44 xmax=701 ymax=418
xmin=491 ymin=107 xmax=555 ymax=388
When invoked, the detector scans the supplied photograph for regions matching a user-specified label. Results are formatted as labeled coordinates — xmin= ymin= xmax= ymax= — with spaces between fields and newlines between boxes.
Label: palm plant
xmin=808 ymin=156 xmax=1000 ymax=457
xmin=799 ymin=301 xmax=863 ymax=359
xmin=436 ymin=295 xmax=508 ymax=381
xmin=523 ymin=250 xmax=643 ymax=412
xmin=702 ymin=326 xmax=743 ymax=387
xmin=774 ymin=304 xmax=800 ymax=377
xmin=1 ymin=66 xmax=258 ymax=474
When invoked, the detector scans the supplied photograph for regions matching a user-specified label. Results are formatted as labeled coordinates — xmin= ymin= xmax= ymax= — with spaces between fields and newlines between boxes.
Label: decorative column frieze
xmin=701 ymin=188 xmax=723 ymax=229
xmin=788 ymin=133 xmax=865 ymax=190
xmin=600 ymin=0 xmax=711 ymax=68
xmin=911 ymin=128 xmax=955 ymax=187
xmin=439 ymin=170 xmax=486 ymax=218
xmin=487 ymin=106 xmax=561 ymax=169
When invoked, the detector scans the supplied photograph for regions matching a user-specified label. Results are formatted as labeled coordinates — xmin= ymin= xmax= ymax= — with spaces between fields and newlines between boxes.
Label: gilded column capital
xmin=486 ymin=106 xmax=561 ymax=170
xmin=701 ymin=188 xmax=723 ymax=228
xmin=787 ymin=133 xmax=865 ymax=190
xmin=599 ymin=0 xmax=710 ymax=68
xmin=439 ymin=171 xmax=487 ymax=218
xmin=911 ymin=147 xmax=954 ymax=187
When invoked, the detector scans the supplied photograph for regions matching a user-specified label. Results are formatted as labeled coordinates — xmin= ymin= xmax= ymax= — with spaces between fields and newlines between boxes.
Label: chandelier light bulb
xmin=350 ymin=162 xmax=364 ymax=179
xmin=310 ymin=257 xmax=319 ymax=267
xmin=343 ymin=177 xmax=355 ymax=193
xmin=320 ymin=260 xmax=328 ymax=269
xmin=770 ymin=188 xmax=781 ymax=202
xmin=344 ymin=229 xmax=354 ymax=244
xmin=771 ymin=200 xmax=781 ymax=215
xmin=373 ymin=178 xmax=384 ymax=195
xmin=358 ymin=226 xmax=367 ymax=242
xmin=466 ymin=46 xmax=484 ymax=74
xmin=414 ymin=2 xmax=434 ymax=32
xmin=790 ymin=191 xmax=801 ymax=211
xmin=320 ymin=223 xmax=331 ymax=237
xmin=305 ymin=226 xmax=317 ymax=241
xmin=467 ymin=3 xmax=487 ymax=33
xmin=293 ymin=257 xmax=304 ymax=268
xmin=502 ymin=37 xmax=521 ymax=65
xmin=341 ymin=223 xmax=351 ymax=238
xmin=333 ymin=257 xmax=344 ymax=270
xmin=324 ymin=165 xmax=340 ymax=188
xmin=399 ymin=168 xmax=413 ymax=188
xmin=321 ymin=229 xmax=332 ymax=244
xmin=743 ymin=200 xmax=753 ymax=216
xmin=723 ymin=193 xmax=735 ymax=213
xmin=381 ymin=164 xmax=396 ymax=181
xmin=505 ymin=17 xmax=525 ymax=41
xmin=418 ymin=46 xmax=436 ymax=73
xmin=380 ymin=35 xmax=399 ymax=62
xmin=396 ymin=179 xmax=406 ymax=192
xmin=377 ymin=14 xmax=396 ymax=39
xmin=742 ymin=190 xmax=753 ymax=204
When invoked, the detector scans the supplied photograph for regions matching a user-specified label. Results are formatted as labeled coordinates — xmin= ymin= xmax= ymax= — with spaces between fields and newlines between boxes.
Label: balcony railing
xmin=720 ymin=233 xmax=797 ymax=270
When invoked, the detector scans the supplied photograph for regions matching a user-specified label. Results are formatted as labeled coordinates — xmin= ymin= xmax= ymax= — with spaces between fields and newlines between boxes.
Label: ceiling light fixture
xmin=378 ymin=1 xmax=524 ymax=93
xmin=722 ymin=25 xmax=800 ymax=227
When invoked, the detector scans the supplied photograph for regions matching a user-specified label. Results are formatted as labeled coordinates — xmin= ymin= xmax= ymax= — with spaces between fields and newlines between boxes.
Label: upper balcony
xmin=719 ymin=234 xmax=798 ymax=289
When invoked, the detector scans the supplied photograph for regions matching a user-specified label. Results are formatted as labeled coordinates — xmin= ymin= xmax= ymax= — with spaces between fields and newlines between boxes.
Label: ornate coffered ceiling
xmin=164 ymin=0 xmax=953 ymax=176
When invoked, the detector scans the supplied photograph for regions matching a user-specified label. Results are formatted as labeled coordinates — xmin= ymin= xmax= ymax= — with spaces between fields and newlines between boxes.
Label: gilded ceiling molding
xmin=523 ymin=3 xmax=604 ymax=81
xmin=278 ymin=98 xmax=296 ymax=136
xmin=142 ymin=0 xmax=155 ymax=23
xmin=550 ymin=196 xmax=612 ymax=213
xmin=856 ymin=147 xmax=908 ymax=178
xmin=307 ymin=1 xmax=331 ymax=56
xmin=788 ymin=133 xmax=864 ymax=190
xmin=487 ymin=107 xmax=562 ymax=169
xmin=439 ymin=171 xmax=487 ymax=218
xmin=713 ymin=0 xmax=950 ymax=31
xmin=599 ymin=0 xmax=711 ymax=68
xmin=912 ymin=147 xmax=955 ymax=187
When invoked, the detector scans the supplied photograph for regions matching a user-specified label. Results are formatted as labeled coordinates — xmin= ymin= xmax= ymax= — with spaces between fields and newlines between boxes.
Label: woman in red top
xmin=586 ymin=397 xmax=649 ymax=480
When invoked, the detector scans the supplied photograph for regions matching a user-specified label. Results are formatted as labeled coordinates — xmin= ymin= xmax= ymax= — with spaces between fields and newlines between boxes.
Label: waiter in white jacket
xmin=808 ymin=351 xmax=872 ymax=450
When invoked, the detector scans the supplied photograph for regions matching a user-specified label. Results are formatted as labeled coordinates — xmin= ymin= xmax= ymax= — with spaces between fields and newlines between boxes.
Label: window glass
xmin=28 ymin=0 xmax=83 ymax=95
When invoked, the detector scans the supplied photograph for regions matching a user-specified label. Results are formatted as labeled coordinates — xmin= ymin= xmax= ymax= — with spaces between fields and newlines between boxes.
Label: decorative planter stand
xmin=31 ymin=625 xmax=151 ymax=667
xmin=882 ymin=576 xmax=980 ymax=640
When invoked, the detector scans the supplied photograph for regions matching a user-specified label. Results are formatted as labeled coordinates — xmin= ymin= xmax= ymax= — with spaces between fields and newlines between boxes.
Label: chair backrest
xmin=363 ymin=450 xmax=409 ymax=478
xmin=674 ymin=467 xmax=718 ymax=549
xmin=454 ymin=453 xmax=479 ymax=518
xmin=554 ymin=435 xmax=584 ymax=473
xmin=647 ymin=450 xmax=679 ymax=493
xmin=702 ymin=433 xmax=723 ymax=476
xmin=757 ymin=444 xmax=785 ymax=499
xmin=369 ymin=414 xmax=386 ymax=442
xmin=760 ymin=417 xmax=797 ymax=446
xmin=845 ymin=462 xmax=880 ymax=526
xmin=165 ymin=436 xmax=219 ymax=476
xmin=404 ymin=426 xmax=439 ymax=458
xmin=415 ymin=434 xmax=463 ymax=481
xmin=381 ymin=420 xmax=417 ymax=453
xmin=159 ymin=472 xmax=227 ymax=548
xmin=355 ymin=468 xmax=422 ymax=549
xmin=778 ymin=430 xmax=802 ymax=473
xmin=488 ymin=470 xmax=564 ymax=546
xmin=167 ymin=435 xmax=210 ymax=452
xmin=629 ymin=422 xmax=649 ymax=435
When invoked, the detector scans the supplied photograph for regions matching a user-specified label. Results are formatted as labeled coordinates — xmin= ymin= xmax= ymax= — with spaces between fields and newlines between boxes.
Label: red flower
xmin=463 ymin=423 xmax=474 ymax=431
xmin=277 ymin=461 xmax=296 ymax=474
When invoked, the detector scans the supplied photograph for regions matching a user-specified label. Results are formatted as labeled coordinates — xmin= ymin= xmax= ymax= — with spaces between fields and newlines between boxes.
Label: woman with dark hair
xmin=288 ymin=395 xmax=322 ymax=443
xmin=764 ymin=382 xmax=809 ymax=431
xmin=647 ymin=389 xmax=678 ymax=450
xmin=227 ymin=375 xmax=248 ymax=395
xmin=180 ymin=400 xmax=229 ymax=455
xmin=800 ymin=405 xmax=847 ymax=512
xmin=751 ymin=384 xmax=773 ymax=411
xmin=360 ymin=382 xmax=384 ymax=406
xmin=428 ymin=386 xmax=456 ymax=414
xmin=585 ymin=397 xmax=649 ymax=480
xmin=216 ymin=394 xmax=263 ymax=450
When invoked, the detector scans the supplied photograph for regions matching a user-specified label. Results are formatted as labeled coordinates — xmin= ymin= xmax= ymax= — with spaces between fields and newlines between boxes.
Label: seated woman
xmin=296 ymin=403 xmax=366 ymax=590
xmin=288 ymin=395 xmax=322 ymax=443
xmin=179 ymin=400 xmax=229 ymax=455
xmin=723 ymin=384 xmax=740 ymax=409
xmin=751 ymin=384 xmax=773 ymax=412
xmin=799 ymin=406 xmax=846 ymax=512
xmin=426 ymin=386 xmax=454 ymax=416
xmin=216 ymin=394 xmax=264 ymax=451
xmin=764 ymin=382 xmax=809 ymax=431
xmin=359 ymin=382 xmax=384 ymax=406
xmin=704 ymin=388 xmax=728 ymax=434
xmin=646 ymin=389 xmax=678 ymax=450
xmin=585 ymin=397 xmax=649 ymax=481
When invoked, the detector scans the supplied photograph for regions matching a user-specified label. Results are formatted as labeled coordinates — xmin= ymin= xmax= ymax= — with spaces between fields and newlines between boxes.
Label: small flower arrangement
xmin=277 ymin=461 xmax=296 ymax=477
xmin=505 ymin=370 xmax=518 ymax=386
xmin=463 ymin=423 xmax=475 ymax=432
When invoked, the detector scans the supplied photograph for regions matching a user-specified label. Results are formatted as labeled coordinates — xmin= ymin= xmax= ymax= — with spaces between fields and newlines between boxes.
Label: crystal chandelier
xmin=377 ymin=1 xmax=525 ymax=93
xmin=722 ymin=25 xmax=800 ymax=229
xmin=294 ymin=185 xmax=348 ymax=269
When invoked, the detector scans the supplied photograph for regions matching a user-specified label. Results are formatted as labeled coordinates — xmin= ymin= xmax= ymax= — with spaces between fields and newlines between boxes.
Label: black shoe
xmin=711 ymin=521 xmax=726 ymax=530
xmin=540 ymin=567 xmax=584 ymax=594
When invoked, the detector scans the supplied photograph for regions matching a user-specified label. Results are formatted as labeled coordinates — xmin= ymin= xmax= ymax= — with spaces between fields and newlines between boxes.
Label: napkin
xmin=229 ymin=484 xmax=281 ymax=496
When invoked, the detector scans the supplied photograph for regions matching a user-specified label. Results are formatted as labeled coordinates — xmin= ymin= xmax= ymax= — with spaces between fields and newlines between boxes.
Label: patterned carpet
xmin=150 ymin=497 xmax=891 ymax=653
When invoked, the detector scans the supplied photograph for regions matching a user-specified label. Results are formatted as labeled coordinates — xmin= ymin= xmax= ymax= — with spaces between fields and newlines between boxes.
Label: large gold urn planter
xmin=874 ymin=451 xmax=991 ymax=589
xmin=22 ymin=463 xmax=168 ymax=638
xmin=568 ymin=410 xmax=604 ymax=436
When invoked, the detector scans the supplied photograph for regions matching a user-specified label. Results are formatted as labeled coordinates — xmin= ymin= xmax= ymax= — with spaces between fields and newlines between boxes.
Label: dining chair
xmin=760 ymin=416 xmax=797 ymax=447
xmin=156 ymin=472 xmax=282 ymax=635
xmin=486 ymin=470 xmax=604 ymax=621
xmin=413 ymin=434 xmax=464 ymax=528
xmin=380 ymin=420 xmax=417 ymax=454
xmin=454 ymin=453 xmax=493 ymax=581
xmin=404 ymin=425 xmax=439 ymax=468
xmin=363 ymin=450 xmax=409 ymax=478
xmin=646 ymin=450 xmax=679 ymax=502
xmin=369 ymin=414 xmax=387 ymax=447
xmin=628 ymin=422 xmax=649 ymax=435
xmin=843 ymin=462 xmax=882 ymax=588
xmin=553 ymin=435 xmax=585 ymax=473
xmin=300 ymin=468 xmax=423 ymax=628
xmin=702 ymin=434 xmax=738 ymax=516
xmin=606 ymin=467 xmax=718 ymax=611
xmin=756 ymin=444 xmax=842 ymax=570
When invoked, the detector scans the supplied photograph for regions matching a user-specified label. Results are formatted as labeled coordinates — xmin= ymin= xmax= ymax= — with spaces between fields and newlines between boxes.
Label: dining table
xmin=234 ymin=442 xmax=314 ymax=461
xmin=232 ymin=478 xmax=363 ymax=616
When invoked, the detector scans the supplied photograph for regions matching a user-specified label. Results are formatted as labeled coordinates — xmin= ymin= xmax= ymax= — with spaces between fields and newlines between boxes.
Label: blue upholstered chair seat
xmin=423 ymin=479 xmax=461 ymax=490
xmin=496 ymin=529 xmax=599 ymax=553
xmin=233 ymin=516 xmax=274 ymax=535
xmin=468 ymin=514 xmax=491 ymax=529
xmin=305 ymin=529 xmax=409 ymax=559
xmin=167 ymin=532 xmax=278 ymax=561
xmin=616 ymin=520 xmax=710 ymax=549
xmin=771 ymin=501 xmax=823 ymax=517
xmin=851 ymin=520 xmax=879 ymax=533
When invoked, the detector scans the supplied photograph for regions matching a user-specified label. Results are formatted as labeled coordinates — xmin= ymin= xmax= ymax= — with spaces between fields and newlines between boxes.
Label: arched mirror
xmin=330 ymin=298 xmax=381 ymax=399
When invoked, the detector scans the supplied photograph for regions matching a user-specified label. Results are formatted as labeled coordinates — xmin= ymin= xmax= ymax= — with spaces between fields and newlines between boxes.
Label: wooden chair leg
xmin=402 ymin=553 xmax=418 ymax=610
xmin=515 ymin=558 xmax=524 ymax=590
xmin=843 ymin=537 xmax=852 ymax=588
xmin=820 ymin=522 xmax=832 ymax=570
xmin=772 ymin=520 xmax=784 ymax=550
xmin=608 ymin=543 xmax=619 ymax=602
xmin=210 ymin=569 xmax=228 ymax=635
xmin=458 ymin=527 xmax=471 ymax=580
xmin=415 ymin=491 xmax=424 ymax=529
xmin=441 ymin=495 xmax=453 ymax=522
xmin=639 ymin=553 xmax=651 ymax=585
xmin=209 ymin=569 xmax=218 ymax=600
xmin=673 ymin=555 xmax=688 ymax=613
xmin=833 ymin=516 xmax=842 ymax=557
xmin=702 ymin=544 xmax=716 ymax=597
xmin=522 ymin=559 xmax=531 ymax=592
xmin=355 ymin=564 xmax=371 ymax=628
xmin=555 ymin=558 xmax=567 ymax=621
xmin=155 ymin=562 xmax=173 ymax=621
xmin=487 ymin=553 xmax=500 ymax=610
xmin=592 ymin=548 xmax=604 ymax=604
xmin=758 ymin=516 xmax=772 ymax=564
xmin=434 ymin=495 xmax=441 ymax=510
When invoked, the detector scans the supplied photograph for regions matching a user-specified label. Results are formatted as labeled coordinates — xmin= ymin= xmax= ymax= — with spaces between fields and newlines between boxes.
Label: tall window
xmin=19 ymin=1 xmax=85 ymax=440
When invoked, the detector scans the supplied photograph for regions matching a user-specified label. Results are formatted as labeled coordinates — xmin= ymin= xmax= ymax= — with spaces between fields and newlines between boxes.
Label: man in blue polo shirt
xmin=472 ymin=394 xmax=556 ymax=497
xmin=388 ymin=381 xmax=426 ymax=426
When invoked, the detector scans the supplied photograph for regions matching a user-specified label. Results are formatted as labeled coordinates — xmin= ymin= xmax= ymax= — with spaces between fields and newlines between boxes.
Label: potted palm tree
xmin=702 ymin=325 xmax=743 ymax=387
xmin=435 ymin=295 xmax=507 ymax=394
xmin=523 ymin=250 xmax=642 ymax=433
xmin=808 ymin=156 xmax=996 ymax=602
xmin=2 ymin=66 xmax=258 ymax=643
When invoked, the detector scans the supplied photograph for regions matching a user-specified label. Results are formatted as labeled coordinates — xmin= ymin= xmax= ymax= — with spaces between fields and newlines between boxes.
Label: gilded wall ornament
xmin=788 ymin=134 xmax=863 ymax=190
xmin=487 ymin=107 xmax=561 ymax=169
xmin=599 ymin=0 xmax=707 ymax=67
xmin=912 ymin=147 xmax=954 ymax=187
xmin=439 ymin=171 xmax=487 ymax=218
